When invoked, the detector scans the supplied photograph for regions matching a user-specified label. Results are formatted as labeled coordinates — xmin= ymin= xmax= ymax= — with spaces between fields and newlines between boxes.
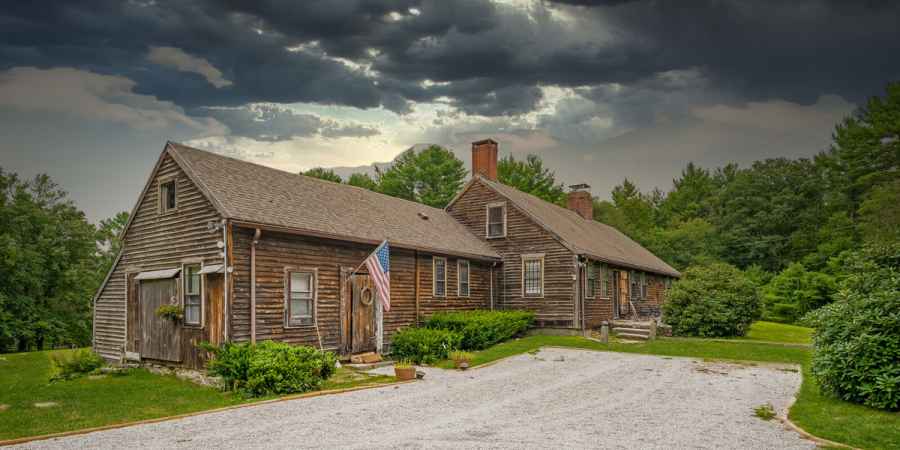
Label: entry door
xmin=350 ymin=274 xmax=376 ymax=354
xmin=205 ymin=273 xmax=225 ymax=347
xmin=139 ymin=278 xmax=182 ymax=362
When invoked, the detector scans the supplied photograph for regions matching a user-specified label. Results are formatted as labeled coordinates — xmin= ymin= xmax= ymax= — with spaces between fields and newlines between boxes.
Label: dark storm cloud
xmin=2 ymin=0 xmax=899 ymax=123
xmin=201 ymin=104 xmax=380 ymax=141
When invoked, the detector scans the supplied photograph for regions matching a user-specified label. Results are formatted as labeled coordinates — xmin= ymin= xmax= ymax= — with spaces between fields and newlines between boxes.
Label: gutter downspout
xmin=490 ymin=262 xmax=498 ymax=311
xmin=577 ymin=256 xmax=586 ymax=335
xmin=222 ymin=219 xmax=230 ymax=342
xmin=250 ymin=228 xmax=261 ymax=344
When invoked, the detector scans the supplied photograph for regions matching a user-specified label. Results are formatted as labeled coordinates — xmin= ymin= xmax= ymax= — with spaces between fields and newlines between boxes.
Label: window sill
xmin=283 ymin=323 xmax=317 ymax=330
xmin=486 ymin=235 xmax=507 ymax=240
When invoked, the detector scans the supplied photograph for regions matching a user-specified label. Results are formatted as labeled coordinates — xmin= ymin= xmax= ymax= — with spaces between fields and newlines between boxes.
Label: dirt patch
xmin=0 ymin=404 xmax=9 ymax=412
xmin=33 ymin=402 xmax=59 ymax=408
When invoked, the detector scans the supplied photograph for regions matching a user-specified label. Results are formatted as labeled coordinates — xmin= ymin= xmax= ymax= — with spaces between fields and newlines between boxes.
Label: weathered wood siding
xmin=447 ymin=180 xmax=577 ymax=327
xmin=93 ymin=152 xmax=223 ymax=365
xmin=230 ymin=228 xmax=492 ymax=352
xmin=582 ymin=262 xmax=615 ymax=328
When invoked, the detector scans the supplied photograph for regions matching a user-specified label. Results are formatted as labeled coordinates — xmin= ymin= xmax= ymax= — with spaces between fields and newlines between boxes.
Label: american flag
xmin=364 ymin=240 xmax=391 ymax=312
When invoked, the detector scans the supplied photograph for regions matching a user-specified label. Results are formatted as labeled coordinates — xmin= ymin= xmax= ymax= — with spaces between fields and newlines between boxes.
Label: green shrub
xmin=762 ymin=263 xmax=835 ymax=323
xmin=425 ymin=310 xmax=534 ymax=350
xmin=662 ymin=262 xmax=761 ymax=337
xmin=204 ymin=341 xmax=337 ymax=397
xmin=390 ymin=327 xmax=460 ymax=364
xmin=49 ymin=348 xmax=105 ymax=381
xmin=806 ymin=249 xmax=900 ymax=410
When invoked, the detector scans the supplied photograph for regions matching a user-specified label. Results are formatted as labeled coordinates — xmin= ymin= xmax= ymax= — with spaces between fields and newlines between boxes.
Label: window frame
xmin=158 ymin=177 xmax=178 ymax=214
xmin=630 ymin=270 xmax=638 ymax=300
xmin=640 ymin=272 xmax=648 ymax=299
xmin=182 ymin=262 xmax=203 ymax=327
xmin=485 ymin=201 xmax=507 ymax=239
xmin=599 ymin=263 xmax=611 ymax=299
xmin=433 ymin=257 xmax=447 ymax=298
xmin=284 ymin=267 xmax=318 ymax=328
xmin=457 ymin=259 xmax=470 ymax=298
xmin=521 ymin=254 xmax=545 ymax=298
xmin=585 ymin=262 xmax=596 ymax=299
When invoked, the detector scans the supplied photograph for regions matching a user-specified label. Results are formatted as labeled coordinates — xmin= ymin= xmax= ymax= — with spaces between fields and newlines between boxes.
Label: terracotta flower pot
xmin=395 ymin=366 xmax=416 ymax=381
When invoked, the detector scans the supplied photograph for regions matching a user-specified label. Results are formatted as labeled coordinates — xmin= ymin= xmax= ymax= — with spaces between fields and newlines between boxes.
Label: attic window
xmin=160 ymin=179 xmax=177 ymax=213
xmin=486 ymin=202 xmax=507 ymax=238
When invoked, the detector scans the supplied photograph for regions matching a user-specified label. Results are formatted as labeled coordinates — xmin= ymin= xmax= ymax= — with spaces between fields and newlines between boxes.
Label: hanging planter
xmin=156 ymin=304 xmax=184 ymax=322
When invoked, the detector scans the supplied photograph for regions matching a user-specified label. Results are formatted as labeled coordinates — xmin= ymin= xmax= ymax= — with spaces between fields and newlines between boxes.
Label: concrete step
xmin=612 ymin=321 xmax=653 ymax=330
xmin=613 ymin=327 xmax=650 ymax=336
xmin=614 ymin=332 xmax=650 ymax=341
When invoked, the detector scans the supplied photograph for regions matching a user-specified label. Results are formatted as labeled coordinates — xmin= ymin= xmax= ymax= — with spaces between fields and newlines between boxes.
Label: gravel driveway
xmin=15 ymin=348 xmax=813 ymax=449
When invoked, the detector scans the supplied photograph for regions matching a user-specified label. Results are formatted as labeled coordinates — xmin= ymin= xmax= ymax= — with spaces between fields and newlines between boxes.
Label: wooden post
xmin=649 ymin=320 xmax=657 ymax=340
xmin=600 ymin=321 xmax=609 ymax=343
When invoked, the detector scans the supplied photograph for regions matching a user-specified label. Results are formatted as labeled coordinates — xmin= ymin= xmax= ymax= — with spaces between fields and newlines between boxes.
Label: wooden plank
xmin=139 ymin=279 xmax=181 ymax=362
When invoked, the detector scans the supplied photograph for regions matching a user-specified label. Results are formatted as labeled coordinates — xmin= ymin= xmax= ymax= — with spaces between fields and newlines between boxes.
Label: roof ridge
xmin=168 ymin=142 xmax=451 ymax=215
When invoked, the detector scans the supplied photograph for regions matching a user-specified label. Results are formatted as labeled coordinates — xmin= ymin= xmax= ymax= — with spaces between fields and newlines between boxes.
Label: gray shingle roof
xmin=167 ymin=142 xmax=500 ymax=261
xmin=475 ymin=176 xmax=681 ymax=277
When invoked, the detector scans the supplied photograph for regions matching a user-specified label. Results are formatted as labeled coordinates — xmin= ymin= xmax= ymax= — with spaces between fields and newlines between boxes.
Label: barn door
xmin=139 ymin=278 xmax=182 ymax=362
xmin=205 ymin=273 xmax=225 ymax=347
xmin=350 ymin=274 xmax=376 ymax=354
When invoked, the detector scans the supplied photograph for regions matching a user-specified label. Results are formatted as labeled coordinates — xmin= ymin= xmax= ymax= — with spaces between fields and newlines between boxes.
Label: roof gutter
xmin=230 ymin=220 xmax=502 ymax=263
xmin=577 ymin=251 xmax=681 ymax=278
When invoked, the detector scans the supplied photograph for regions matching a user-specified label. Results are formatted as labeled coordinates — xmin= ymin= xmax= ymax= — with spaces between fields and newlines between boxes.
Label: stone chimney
xmin=471 ymin=139 xmax=498 ymax=180
xmin=567 ymin=184 xmax=593 ymax=220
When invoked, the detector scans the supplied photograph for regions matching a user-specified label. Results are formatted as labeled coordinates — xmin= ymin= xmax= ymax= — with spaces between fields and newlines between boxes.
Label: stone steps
xmin=611 ymin=321 xmax=655 ymax=341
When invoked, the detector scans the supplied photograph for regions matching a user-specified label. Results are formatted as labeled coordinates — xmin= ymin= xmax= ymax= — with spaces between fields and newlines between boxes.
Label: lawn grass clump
xmin=425 ymin=310 xmax=534 ymax=350
xmin=390 ymin=327 xmax=460 ymax=364
xmin=204 ymin=341 xmax=337 ymax=397
xmin=48 ymin=348 xmax=105 ymax=381
xmin=754 ymin=403 xmax=776 ymax=421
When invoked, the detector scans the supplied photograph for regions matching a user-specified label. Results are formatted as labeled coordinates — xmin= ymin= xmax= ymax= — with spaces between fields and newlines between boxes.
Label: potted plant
xmin=394 ymin=360 xmax=416 ymax=381
xmin=450 ymin=351 xmax=473 ymax=370
xmin=155 ymin=304 xmax=184 ymax=322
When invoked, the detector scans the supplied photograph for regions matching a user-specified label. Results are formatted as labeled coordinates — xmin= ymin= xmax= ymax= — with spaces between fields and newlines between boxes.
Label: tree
xmin=346 ymin=172 xmax=378 ymax=191
xmin=645 ymin=218 xmax=722 ymax=271
xmin=497 ymin=154 xmax=567 ymax=204
xmin=302 ymin=167 xmax=343 ymax=183
xmin=858 ymin=179 xmax=900 ymax=247
xmin=658 ymin=162 xmax=716 ymax=225
xmin=711 ymin=158 xmax=827 ymax=272
xmin=606 ymin=179 xmax=657 ymax=241
xmin=0 ymin=169 xmax=98 ymax=351
xmin=377 ymin=145 xmax=466 ymax=208
xmin=761 ymin=263 xmax=835 ymax=323
xmin=821 ymin=82 xmax=900 ymax=214
xmin=95 ymin=211 xmax=129 ymax=283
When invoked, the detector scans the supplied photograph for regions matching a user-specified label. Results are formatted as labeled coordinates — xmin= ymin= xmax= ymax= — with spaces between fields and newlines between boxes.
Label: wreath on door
xmin=360 ymin=286 xmax=374 ymax=306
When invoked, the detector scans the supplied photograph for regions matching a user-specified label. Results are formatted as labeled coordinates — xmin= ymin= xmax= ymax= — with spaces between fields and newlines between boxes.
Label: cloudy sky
xmin=2 ymin=0 xmax=898 ymax=222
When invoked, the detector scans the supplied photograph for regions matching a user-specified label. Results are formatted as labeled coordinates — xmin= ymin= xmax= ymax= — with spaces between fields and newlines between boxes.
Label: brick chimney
xmin=567 ymin=184 xmax=593 ymax=220
xmin=471 ymin=139 xmax=498 ymax=180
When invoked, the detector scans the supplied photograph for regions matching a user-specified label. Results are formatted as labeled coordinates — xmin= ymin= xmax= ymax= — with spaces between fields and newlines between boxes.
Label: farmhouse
xmin=93 ymin=140 xmax=679 ymax=368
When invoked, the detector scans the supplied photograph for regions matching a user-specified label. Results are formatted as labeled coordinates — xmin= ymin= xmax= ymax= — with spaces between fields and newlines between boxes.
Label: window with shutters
xmin=486 ymin=202 xmax=507 ymax=238
xmin=585 ymin=263 xmax=596 ymax=298
xmin=599 ymin=264 xmax=610 ymax=298
xmin=522 ymin=255 xmax=544 ymax=297
xmin=286 ymin=270 xmax=316 ymax=327
xmin=183 ymin=264 xmax=201 ymax=326
xmin=433 ymin=257 xmax=447 ymax=297
xmin=458 ymin=260 xmax=470 ymax=297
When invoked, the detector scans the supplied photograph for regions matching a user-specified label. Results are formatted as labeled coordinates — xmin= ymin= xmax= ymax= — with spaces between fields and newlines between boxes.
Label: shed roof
xmin=166 ymin=142 xmax=500 ymax=261
xmin=471 ymin=176 xmax=681 ymax=277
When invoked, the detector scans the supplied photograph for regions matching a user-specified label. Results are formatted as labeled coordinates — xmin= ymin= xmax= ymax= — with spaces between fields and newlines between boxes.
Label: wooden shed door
xmin=139 ymin=279 xmax=182 ymax=362
xmin=350 ymin=274 xmax=376 ymax=354
xmin=205 ymin=273 xmax=225 ymax=347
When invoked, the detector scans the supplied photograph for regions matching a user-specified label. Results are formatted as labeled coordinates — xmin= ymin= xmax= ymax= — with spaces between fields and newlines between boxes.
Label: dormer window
xmin=160 ymin=179 xmax=177 ymax=213
xmin=486 ymin=202 xmax=507 ymax=238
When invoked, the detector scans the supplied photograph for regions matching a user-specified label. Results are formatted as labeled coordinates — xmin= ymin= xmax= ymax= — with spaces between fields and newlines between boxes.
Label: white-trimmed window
xmin=433 ymin=257 xmax=447 ymax=297
xmin=286 ymin=270 xmax=316 ymax=327
xmin=458 ymin=260 xmax=470 ymax=297
xmin=522 ymin=255 xmax=544 ymax=297
xmin=160 ymin=179 xmax=177 ymax=213
xmin=486 ymin=202 xmax=507 ymax=238
xmin=183 ymin=264 xmax=202 ymax=326
xmin=585 ymin=263 xmax=596 ymax=298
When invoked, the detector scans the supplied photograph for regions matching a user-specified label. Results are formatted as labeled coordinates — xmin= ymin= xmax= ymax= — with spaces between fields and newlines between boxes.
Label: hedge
xmin=390 ymin=327 xmax=460 ymax=364
xmin=204 ymin=341 xmax=337 ymax=397
xmin=425 ymin=310 xmax=535 ymax=350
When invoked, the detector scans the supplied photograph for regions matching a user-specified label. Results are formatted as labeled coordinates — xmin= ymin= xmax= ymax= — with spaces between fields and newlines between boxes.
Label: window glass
xmin=160 ymin=180 xmax=176 ymax=212
xmin=458 ymin=260 xmax=470 ymax=297
xmin=524 ymin=257 xmax=543 ymax=296
xmin=586 ymin=263 xmax=596 ymax=298
xmin=184 ymin=264 xmax=201 ymax=325
xmin=599 ymin=264 xmax=609 ymax=298
xmin=434 ymin=258 xmax=446 ymax=297
xmin=487 ymin=205 xmax=505 ymax=237
xmin=288 ymin=272 xmax=314 ymax=326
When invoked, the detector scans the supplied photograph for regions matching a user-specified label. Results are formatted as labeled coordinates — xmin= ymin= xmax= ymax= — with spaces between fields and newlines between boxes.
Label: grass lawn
xmin=741 ymin=320 xmax=813 ymax=345
xmin=0 ymin=350 xmax=394 ymax=442
xmin=435 ymin=329 xmax=899 ymax=450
